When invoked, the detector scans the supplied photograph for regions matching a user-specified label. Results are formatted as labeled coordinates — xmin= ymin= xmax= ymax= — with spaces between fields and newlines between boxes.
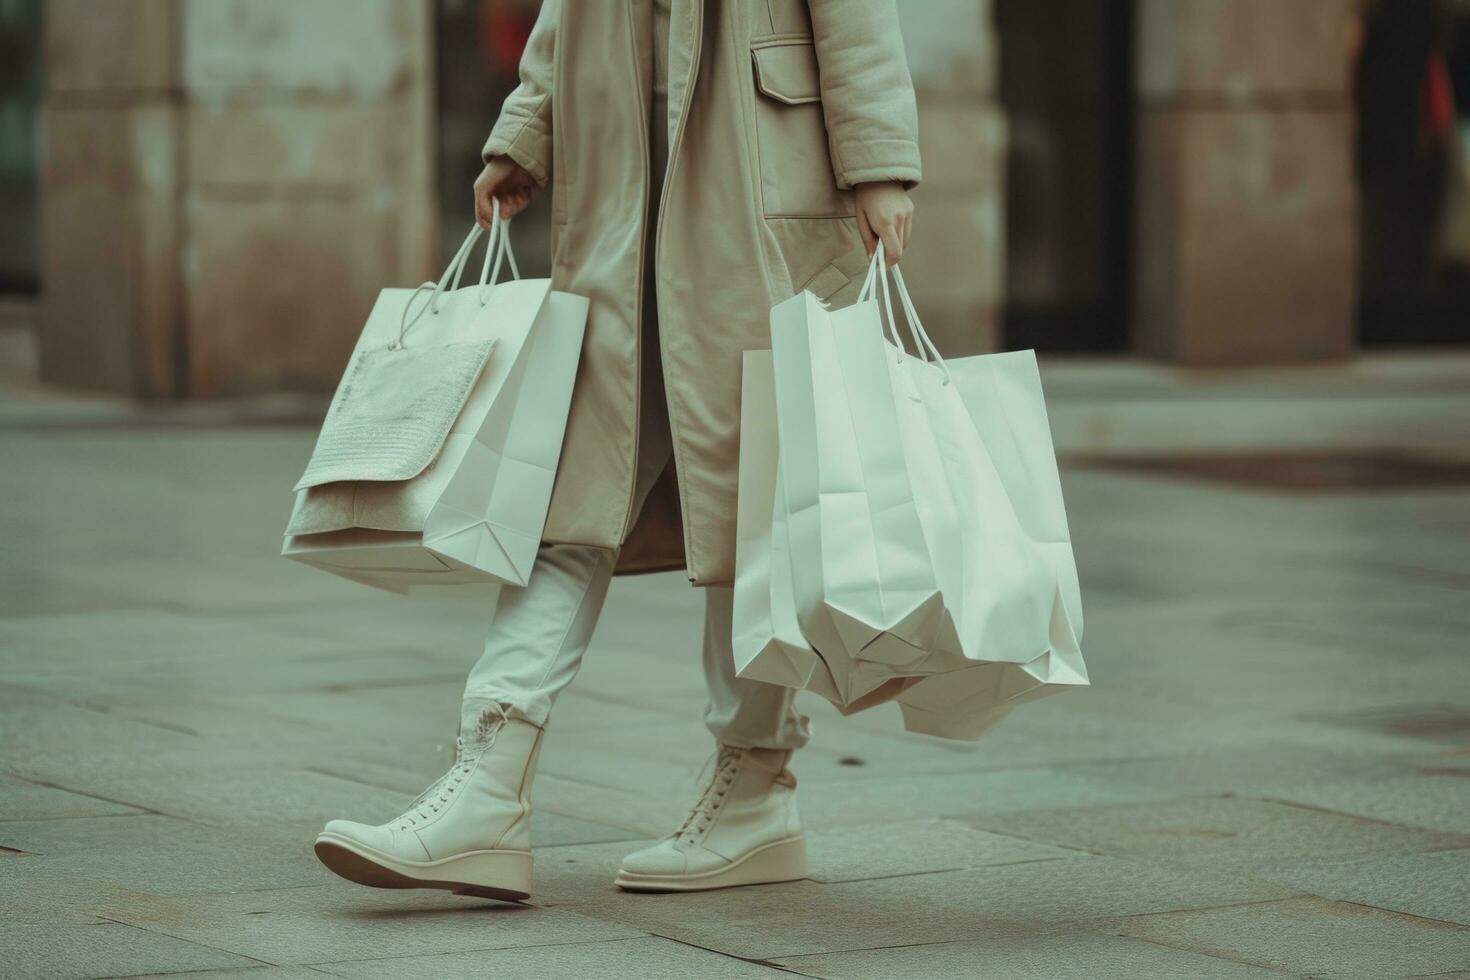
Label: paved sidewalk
xmin=3 ymin=419 xmax=1468 ymax=979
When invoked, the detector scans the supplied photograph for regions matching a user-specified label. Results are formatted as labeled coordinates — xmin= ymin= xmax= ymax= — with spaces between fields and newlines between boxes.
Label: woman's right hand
xmin=474 ymin=157 xmax=538 ymax=228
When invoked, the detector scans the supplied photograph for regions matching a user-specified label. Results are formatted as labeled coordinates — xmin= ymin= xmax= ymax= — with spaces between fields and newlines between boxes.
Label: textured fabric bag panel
xmin=294 ymin=340 xmax=495 ymax=491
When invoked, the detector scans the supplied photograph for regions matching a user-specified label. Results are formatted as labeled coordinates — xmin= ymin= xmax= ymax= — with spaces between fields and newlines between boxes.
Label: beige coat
xmin=483 ymin=0 xmax=920 ymax=585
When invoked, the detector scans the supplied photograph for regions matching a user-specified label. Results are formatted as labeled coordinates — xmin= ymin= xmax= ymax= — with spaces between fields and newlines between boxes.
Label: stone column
xmin=898 ymin=0 xmax=1006 ymax=355
xmin=40 ymin=0 xmax=183 ymax=396
xmin=1133 ymin=0 xmax=1359 ymax=365
xmin=39 ymin=0 xmax=438 ymax=397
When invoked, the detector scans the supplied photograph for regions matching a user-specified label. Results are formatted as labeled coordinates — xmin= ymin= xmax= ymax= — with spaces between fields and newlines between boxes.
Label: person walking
xmin=314 ymin=0 xmax=920 ymax=901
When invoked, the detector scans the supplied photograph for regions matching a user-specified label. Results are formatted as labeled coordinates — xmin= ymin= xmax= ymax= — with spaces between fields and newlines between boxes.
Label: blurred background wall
xmin=3 ymin=0 xmax=1469 ymax=399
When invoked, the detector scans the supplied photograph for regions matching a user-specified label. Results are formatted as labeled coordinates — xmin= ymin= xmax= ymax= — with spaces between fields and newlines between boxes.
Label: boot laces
xmin=674 ymin=745 xmax=742 ymax=845
xmin=395 ymin=704 xmax=511 ymax=831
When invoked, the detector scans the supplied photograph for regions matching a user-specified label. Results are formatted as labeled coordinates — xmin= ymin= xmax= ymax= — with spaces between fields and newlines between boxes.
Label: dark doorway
xmin=435 ymin=0 xmax=552 ymax=276
xmin=0 ymin=0 xmax=42 ymax=296
xmin=996 ymin=0 xmax=1134 ymax=353
xmin=1355 ymin=0 xmax=1470 ymax=346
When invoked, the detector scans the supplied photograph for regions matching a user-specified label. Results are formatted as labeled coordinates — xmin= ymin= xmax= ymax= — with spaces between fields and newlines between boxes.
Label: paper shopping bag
xmin=282 ymin=217 xmax=587 ymax=591
xmin=732 ymin=349 xmax=819 ymax=689
xmin=731 ymin=350 xmax=948 ymax=721
xmin=732 ymin=247 xmax=1088 ymax=739
xmin=769 ymin=288 xmax=945 ymax=704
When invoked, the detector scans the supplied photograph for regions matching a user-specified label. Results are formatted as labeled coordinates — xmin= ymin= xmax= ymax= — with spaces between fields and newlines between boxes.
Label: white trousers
xmin=463 ymin=544 xmax=811 ymax=750
xmin=460 ymin=0 xmax=807 ymax=751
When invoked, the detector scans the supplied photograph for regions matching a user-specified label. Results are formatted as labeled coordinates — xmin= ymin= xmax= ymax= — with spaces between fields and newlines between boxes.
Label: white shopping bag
xmin=733 ymin=349 xmax=910 ymax=712
xmin=282 ymin=213 xmax=588 ymax=591
xmin=880 ymin=260 xmax=1084 ymax=671
xmin=732 ymin=249 xmax=1088 ymax=739
xmin=769 ymin=276 xmax=946 ymax=704
xmin=733 ymin=350 xmax=818 ymax=689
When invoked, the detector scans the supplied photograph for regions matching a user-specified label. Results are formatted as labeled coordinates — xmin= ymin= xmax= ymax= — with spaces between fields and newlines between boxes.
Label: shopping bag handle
xmin=397 ymin=202 xmax=521 ymax=345
xmin=855 ymin=244 xmax=952 ymax=385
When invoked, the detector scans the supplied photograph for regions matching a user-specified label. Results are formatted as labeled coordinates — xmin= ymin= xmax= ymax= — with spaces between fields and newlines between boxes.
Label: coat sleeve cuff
xmin=830 ymin=138 xmax=922 ymax=191
xmin=481 ymin=100 xmax=552 ymax=187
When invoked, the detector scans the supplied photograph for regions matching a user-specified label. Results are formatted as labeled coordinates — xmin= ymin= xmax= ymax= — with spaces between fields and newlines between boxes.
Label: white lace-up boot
xmin=615 ymin=744 xmax=805 ymax=892
xmin=314 ymin=703 xmax=542 ymax=901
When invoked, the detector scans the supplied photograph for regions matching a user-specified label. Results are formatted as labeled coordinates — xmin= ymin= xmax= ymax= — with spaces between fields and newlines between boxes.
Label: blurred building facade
xmin=5 ymin=0 xmax=1468 ymax=398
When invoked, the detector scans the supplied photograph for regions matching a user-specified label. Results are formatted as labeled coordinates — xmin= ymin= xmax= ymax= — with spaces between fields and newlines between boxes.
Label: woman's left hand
xmin=854 ymin=181 xmax=913 ymax=266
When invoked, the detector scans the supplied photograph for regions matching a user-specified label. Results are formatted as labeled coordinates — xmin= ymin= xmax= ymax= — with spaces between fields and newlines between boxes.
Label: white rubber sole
xmin=314 ymin=831 xmax=532 ymax=902
xmin=614 ymin=835 xmax=807 ymax=892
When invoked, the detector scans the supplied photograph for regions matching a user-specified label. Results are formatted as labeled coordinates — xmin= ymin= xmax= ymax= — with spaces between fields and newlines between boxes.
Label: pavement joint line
xmin=1086 ymin=894 xmax=1319 ymax=927
xmin=1331 ymin=898 xmax=1470 ymax=932
xmin=299 ymin=766 xmax=417 ymax=796
xmin=231 ymin=881 xmax=341 ymax=896
xmin=1102 ymin=927 xmax=1300 ymax=977
xmin=0 ymin=811 xmax=149 ymax=825
xmin=310 ymin=675 xmax=473 ymax=694
xmin=639 ymin=929 xmax=807 ymax=975
xmin=93 ymin=913 xmax=284 ymax=973
xmin=769 ymin=927 xmax=1074 ymax=965
xmin=0 ymin=771 xmax=166 ymax=818
xmin=956 ymin=790 xmax=1299 ymax=826
xmin=1093 ymin=896 xmax=1470 ymax=971
xmin=807 ymin=853 xmax=1076 ymax=885
xmin=297 ymin=933 xmax=654 ymax=968
xmin=1253 ymin=793 xmax=1470 ymax=836
xmin=531 ymin=806 xmax=659 ymax=837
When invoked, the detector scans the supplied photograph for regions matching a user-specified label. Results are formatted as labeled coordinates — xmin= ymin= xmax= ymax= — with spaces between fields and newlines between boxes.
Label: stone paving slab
xmin=1047 ymin=745 xmax=1426 ymax=803
xmin=53 ymin=766 xmax=416 ymax=838
xmin=518 ymin=840 xmax=634 ymax=904
xmin=57 ymin=555 xmax=375 ymax=614
xmin=1257 ymin=849 xmax=1470 ymax=927
xmin=48 ymin=645 xmax=466 ymax=705
xmin=0 ymin=558 xmax=147 ymax=618
xmin=1274 ymin=772 xmax=1470 ymax=834
xmin=1103 ymin=896 xmax=1470 ymax=979
xmin=0 ymin=813 xmax=238 ymax=857
xmin=537 ymin=722 xmax=708 ymax=796
xmin=523 ymin=810 xmax=646 ymax=848
xmin=0 ymin=607 xmax=345 ymax=675
xmin=6 ymin=416 xmax=1470 ymax=975
xmin=123 ymin=970 xmax=333 ymax=980
xmin=518 ymin=687 xmax=692 ymax=732
xmin=0 ymin=772 xmax=145 ymax=821
xmin=550 ymin=855 xmax=1294 ymax=960
xmin=972 ymin=795 xmax=1470 ymax=870
xmin=795 ymin=765 xmax=1184 ymax=828
xmin=802 ymin=818 xmax=1078 ymax=883
xmin=532 ymin=771 xmax=684 ymax=837
xmin=0 ymin=701 xmax=457 ymax=797
xmin=0 ymin=836 xmax=328 ymax=903
xmin=0 ymin=814 xmax=348 ymax=910
xmin=771 ymin=928 xmax=1293 ymax=979
xmin=0 ymin=873 xmax=147 ymax=927
xmin=525 ymin=819 xmax=1079 ymax=901
xmin=310 ymin=935 xmax=784 ymax=979
xmin=562 ymin=876 xmax=1015 ymax=961
xmin=11 ymin=920 xmax=259 ymax=980
xmin=97 ymin=885 xmax=644 ymax=966
xmin=236 ymin=598 xmax=488 ymax=657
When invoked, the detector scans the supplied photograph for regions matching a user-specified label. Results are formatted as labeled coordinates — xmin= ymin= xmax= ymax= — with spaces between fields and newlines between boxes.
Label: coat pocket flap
xmin=293 ymin=339 xmax=496 ymax=491
xmin=751 ymin=36 xmax=821 ymax=106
